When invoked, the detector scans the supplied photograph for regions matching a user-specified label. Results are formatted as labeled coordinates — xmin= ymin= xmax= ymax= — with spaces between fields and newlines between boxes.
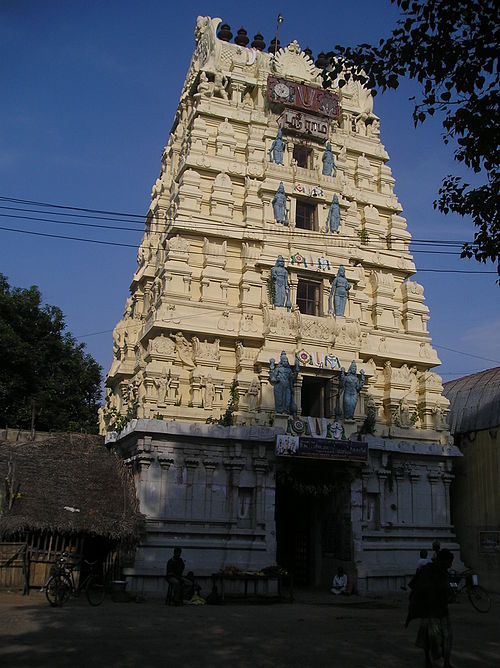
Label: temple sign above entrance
xmin=276 ymin=434 xmax=368 ymax=462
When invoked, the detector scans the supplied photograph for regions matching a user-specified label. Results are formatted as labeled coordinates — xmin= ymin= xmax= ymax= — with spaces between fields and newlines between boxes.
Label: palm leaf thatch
xmin=0 ymin=434 xmax=144 ymax=542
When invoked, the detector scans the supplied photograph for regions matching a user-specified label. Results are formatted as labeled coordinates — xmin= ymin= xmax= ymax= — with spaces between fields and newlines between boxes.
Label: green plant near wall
xmin=360 ymin=394 xmax=377 ymax=435
xmin=206 ymin=380 xmax=239 ymax=427
xmin=106 ymin=384 xmax=138 ymax=432
xmin=411 ymin=403 xmax=426 ymax=427
xmin=357 ymin=228 xmax=369 ymax=244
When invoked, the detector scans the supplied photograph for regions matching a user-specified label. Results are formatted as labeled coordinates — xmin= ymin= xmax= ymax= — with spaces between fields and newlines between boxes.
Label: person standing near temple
xmin=405 ymin=548 xmax=455 ymax=668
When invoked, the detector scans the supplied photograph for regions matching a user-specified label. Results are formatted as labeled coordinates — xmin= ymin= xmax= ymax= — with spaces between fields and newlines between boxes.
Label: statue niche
xmin=269 ymin=351 xmax=299 ymax=416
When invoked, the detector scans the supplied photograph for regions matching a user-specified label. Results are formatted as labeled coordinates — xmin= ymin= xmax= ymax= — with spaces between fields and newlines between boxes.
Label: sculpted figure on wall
xmin=272 ymin=255 xmax=291 ymax=309
xmin=155 ymin=368 xmax=171 ymax=404
xmin=339 ymin=361 xmax=365 ymax=420
xmin=272 ymin=181 xmax=289 ymax=225
xmin=123 ymin=296 xmax=134 ymax=319
xmin=213 ymin=72 xmax=228 ymax=99
xmin=322 ymin=142 xmax=337 ymax=177
xmin=246 ymin=379 xmax=260 ymax=411
xmin=269 ymin=351 xmax=299 ymax=415
xmin=195 ymin=71 xmax=212 ymax=98
xmin=269 ymin=128 xmax=287 ymax=165
xmin=171 ymin=332 xmax=195 ymax=367
xmin=325 ymin=194 xmax=341 ymax=233
xmin=204 ymin=375 xmax=216 ymax=409
xmin=328 ymin=266 xmax=351 ymax=316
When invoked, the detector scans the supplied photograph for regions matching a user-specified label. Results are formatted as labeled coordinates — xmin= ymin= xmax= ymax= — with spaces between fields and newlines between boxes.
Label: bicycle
xmin=45 ymin=553 xmax=106 ymax=607
xmin=448 ymin=568 xmax=491 ymax=613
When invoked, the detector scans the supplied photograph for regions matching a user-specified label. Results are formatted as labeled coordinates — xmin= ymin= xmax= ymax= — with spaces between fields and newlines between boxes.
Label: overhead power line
xmin=0 ymin=195 xmax=146 ymax=219
xmin=0 ymin=216 xmax=462 ymax=255
xmin=0 ymin=194 xmax=474 ymax=246
xmin=0 ymin=226 xmax=138 ymax=248
xmin=0 ymin=213 xmax=143 ymax=233
xmin=433 ymin=344 xmax=500 ymax=364
xmin=1 ymin=225 xmax=496 ymax=273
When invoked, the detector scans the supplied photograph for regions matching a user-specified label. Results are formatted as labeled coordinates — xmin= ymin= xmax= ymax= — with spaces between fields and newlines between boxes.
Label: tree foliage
xmin=0 ymin=274 xmax=102 ymax=432
xmin=323 ymin=0 xmax=500 ymax=277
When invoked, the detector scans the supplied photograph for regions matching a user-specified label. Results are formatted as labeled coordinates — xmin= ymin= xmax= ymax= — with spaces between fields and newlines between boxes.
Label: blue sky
xmin=1 ymin=0 xmax=498 ymax=391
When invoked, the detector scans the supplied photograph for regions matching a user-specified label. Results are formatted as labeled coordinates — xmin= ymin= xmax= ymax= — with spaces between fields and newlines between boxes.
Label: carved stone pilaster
xmin=409 ymin=472 xmax=420 ymax=524
xmin=377 ymin=469 xmax=390 ymax=525
xmin=184 ymin=459 xmax=200 ymax=518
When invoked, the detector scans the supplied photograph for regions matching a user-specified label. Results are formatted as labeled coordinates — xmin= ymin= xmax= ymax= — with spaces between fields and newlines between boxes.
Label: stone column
xmin=395 ymin=471 xmax=407 ymax=525
xmin=409 ymin=472 xmax=421 ymax=524
xmin=223 ymin=459 xmax=245 ymax=522
xmin=377 ymin=470 xmax=390 ymax=526
xmin=253 ymin=457 xmax=269 ymax=527
xmin=361 ymin=468 xmax=371 ymax=525
xmin=428 ymin=472 xmax=441 ymax=524
xmin=184 ymin=459 xmax=199 ymax=519
xmin=158 ymin=457 xmax=174 ymax=518
xmin=442 ymin=474 xmax=454 ymax=525
xmin=135 ymin=454 xmax=154 ymax=514
xmin=350 ymin=474 xmax=364 ymax=561
xmin=203 ymin=459 xmax=218 ymax=520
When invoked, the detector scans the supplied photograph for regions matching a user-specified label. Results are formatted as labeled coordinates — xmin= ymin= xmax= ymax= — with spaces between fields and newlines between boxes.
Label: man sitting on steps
xmin=165 ymin=547 xmax=193 ymax=605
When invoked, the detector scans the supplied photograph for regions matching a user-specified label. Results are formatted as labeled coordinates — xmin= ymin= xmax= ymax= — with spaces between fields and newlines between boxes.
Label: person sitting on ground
xmin=431 ymin=540 xmax=441 ymax=561
xmin=165 ymin=547 xmax=194 ymax=605
xmin=417 ymin=549 xmax=433 ymax=570
xmin=331 ymin=566 xmax=348 ymax=595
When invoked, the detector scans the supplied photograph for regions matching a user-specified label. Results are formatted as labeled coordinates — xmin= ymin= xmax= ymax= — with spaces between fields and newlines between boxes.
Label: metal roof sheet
xmin=443 ymin=367 xmax=500 ymax=434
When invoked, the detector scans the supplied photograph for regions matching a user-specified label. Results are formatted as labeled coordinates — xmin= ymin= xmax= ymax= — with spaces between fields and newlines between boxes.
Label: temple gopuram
xmin=102 ymin=17 xmax=461 ymax=594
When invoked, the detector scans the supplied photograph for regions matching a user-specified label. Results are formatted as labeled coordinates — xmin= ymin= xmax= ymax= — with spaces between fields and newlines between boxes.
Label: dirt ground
xmin=1 ymin=587 xmax=499 ymax=667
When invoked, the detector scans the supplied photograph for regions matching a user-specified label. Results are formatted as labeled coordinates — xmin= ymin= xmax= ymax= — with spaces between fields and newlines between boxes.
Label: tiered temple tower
xmin=102 ymin=17 xmax=461 ymax=594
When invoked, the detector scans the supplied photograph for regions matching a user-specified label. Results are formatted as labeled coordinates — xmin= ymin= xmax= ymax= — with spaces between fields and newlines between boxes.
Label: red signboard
xmin=267 ymin=76 xmax=340 ymax=119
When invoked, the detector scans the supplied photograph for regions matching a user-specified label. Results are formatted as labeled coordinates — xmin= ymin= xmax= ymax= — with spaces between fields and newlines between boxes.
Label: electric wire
xmin=0 ymin=194 xmax=474 ymax=245
xmin=0 ymin=195 xmax=495 ymax=273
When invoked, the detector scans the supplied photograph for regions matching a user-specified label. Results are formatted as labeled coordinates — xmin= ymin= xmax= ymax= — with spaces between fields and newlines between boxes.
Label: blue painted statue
xmin=272 ymin=181 xmax=289 ymax=225
xmin=322 ymin=142 xmax=337 ymax=177
xmin=326 ymin=194 xmax=341 ymax=233
xmin=269 ymin=351 xmax=299 ymax=415
xmin=269 ymin=128 xmax=286 ymax=165
xmin=339 ymin=361 xmax=365 ymax=420
xmin=272 ymin=255 xmax=291 ymax=309
xmin=328 ymin=265 xmax=351 ymax=317
xmin=269 ymin=128 xmax=288 ymax=165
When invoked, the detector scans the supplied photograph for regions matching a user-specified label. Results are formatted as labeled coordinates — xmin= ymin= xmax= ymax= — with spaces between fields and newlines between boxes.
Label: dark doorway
xmin=301 ymin=376 xmax=336 ymax=418
xmin=275 ymin=463 xmax=353 ymax=587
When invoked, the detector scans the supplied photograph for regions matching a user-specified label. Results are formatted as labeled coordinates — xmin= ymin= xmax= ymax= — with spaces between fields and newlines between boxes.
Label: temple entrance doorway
xmin=275 ymin=461 xmax=353 ymax=587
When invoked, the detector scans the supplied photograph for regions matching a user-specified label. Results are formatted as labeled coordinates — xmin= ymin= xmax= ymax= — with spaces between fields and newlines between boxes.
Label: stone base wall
xmin=109 ymin=420 xmax=462 ymax=596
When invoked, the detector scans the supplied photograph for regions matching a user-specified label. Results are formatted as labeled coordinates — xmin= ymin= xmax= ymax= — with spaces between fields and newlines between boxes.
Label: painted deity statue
xmin=322 ymin=142 xmax=337 ymax=177
xmin=339 ymin=361 xmax=365 ymax=420
xmin=269 ymin=128 xmax=286 ymax=165
xmin=325 ymin=194 xmax=341 ymax=233
xmin=269 ymin=351 xmax=299 ymax=415
xmin=272 ymin=181 xmax=289 ymax=225
xmin=328 ymin=265 xmax=351 ymax=317
xmin=271 ymin=255 xmax=291 ymax=309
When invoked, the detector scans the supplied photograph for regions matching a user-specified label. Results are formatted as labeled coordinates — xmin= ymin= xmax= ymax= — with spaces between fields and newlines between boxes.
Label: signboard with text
xmin=276 ymin=435 xmax=368 ymax=462
xmin=283 ymin=108 xmax=329 ymax=141
xmin=267 ymin=76 xmax=340 ymax=119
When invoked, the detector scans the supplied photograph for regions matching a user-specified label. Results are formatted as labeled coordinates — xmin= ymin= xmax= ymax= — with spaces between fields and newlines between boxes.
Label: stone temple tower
xmin=102 ymin=17 xmax=461 ymax=595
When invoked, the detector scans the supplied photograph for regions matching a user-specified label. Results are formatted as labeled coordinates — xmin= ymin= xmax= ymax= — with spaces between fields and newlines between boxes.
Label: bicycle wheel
xmin=46 ymin=575 xmax=71 ymax=607
xmin=467 ymin=585 xmax=491 ymax=613
xmin=85 ymin=576 xmax=106 ymax=606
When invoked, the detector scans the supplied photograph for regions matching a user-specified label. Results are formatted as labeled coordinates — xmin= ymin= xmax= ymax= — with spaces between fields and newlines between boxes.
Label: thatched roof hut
xmin=0 ymin=433 xmax=143 ymax=543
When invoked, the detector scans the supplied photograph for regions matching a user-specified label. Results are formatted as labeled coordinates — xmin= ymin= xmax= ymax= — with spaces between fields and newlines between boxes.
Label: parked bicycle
xmin=45 ymin=553 xmax=106 ymax=607
xmin=448 ymin=568 xmax=491 ymax=613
